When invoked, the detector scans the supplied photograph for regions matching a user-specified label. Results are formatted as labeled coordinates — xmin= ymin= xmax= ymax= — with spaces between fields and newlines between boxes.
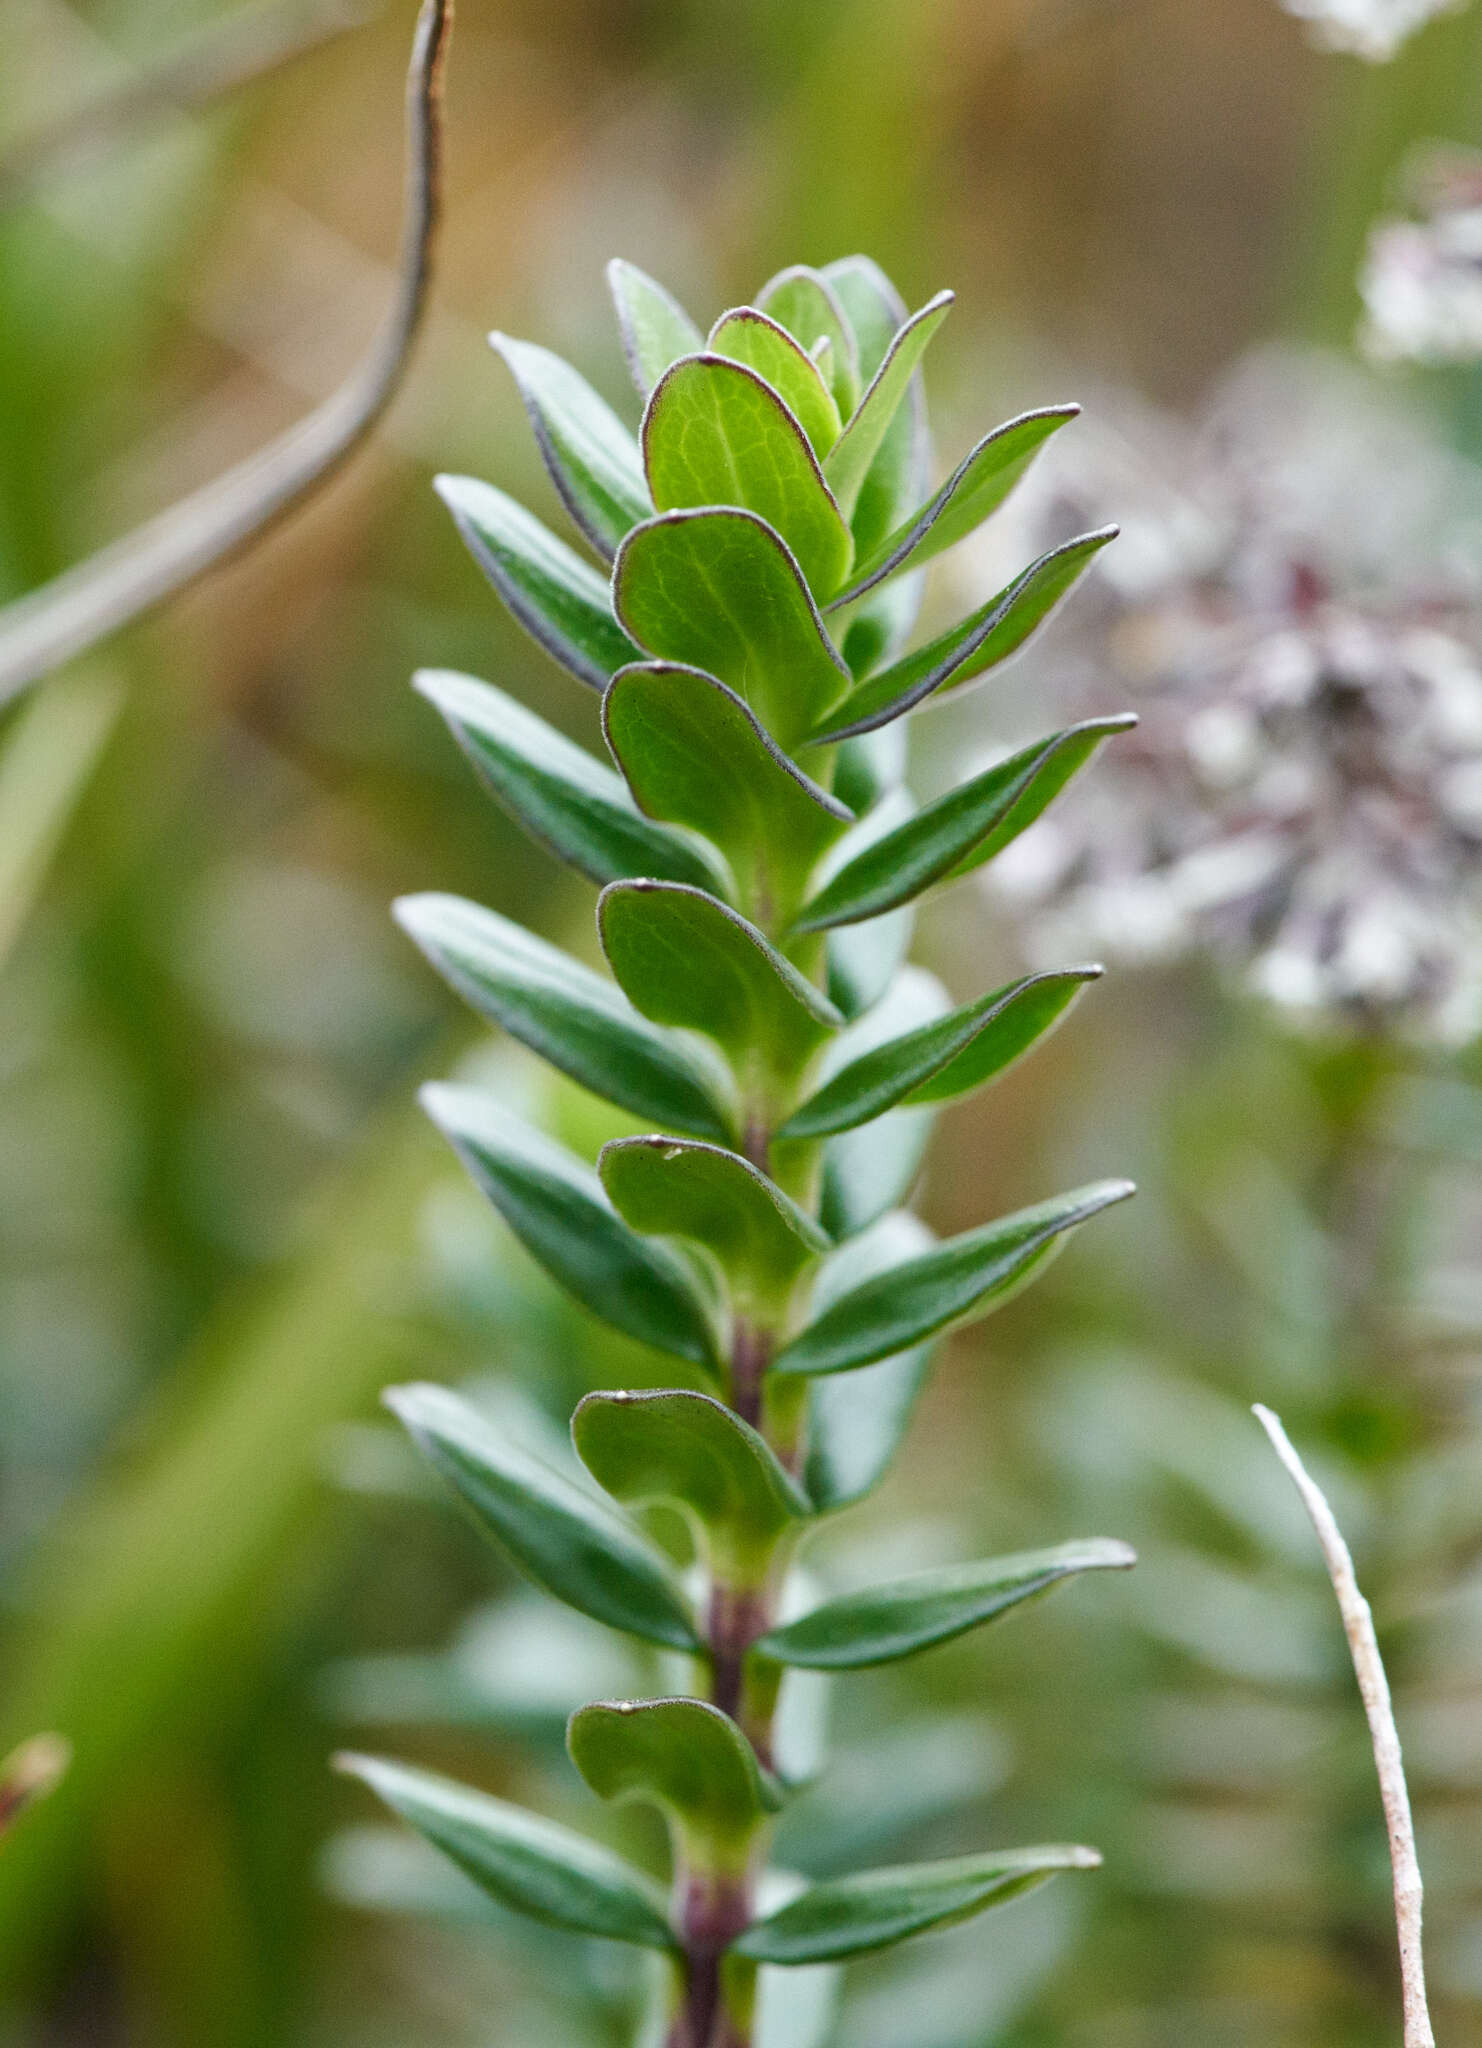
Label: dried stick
xmin=1253 ymin=1403 xmax=1435 ymax=2048
xmin=0 ymin=0 xmax=453 ymax=710
xmin=0 ymin=0 xmax=370 ymax=212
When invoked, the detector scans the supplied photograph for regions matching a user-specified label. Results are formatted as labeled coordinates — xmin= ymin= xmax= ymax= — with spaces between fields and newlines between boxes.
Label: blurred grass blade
xmin=0 ymin=669 xmax=121 ymax=972
xmin=0 ymin=0 xmax=369 ymax=210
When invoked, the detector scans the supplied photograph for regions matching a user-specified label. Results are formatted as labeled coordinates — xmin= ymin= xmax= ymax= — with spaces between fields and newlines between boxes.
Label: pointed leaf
xmin=569 ymin=1699 xmax=775 ymax=1864
xmin=831 ymin=406 xmax=1081 ymax=607
xmin=600 ymin=1137 xmax=829 ymax=1309
xmin=491 ymin=333 xmax=652 ymax=558
xmin=642 ymin=357 xmax=853 ymax=598
xmin=603 ymin=663 xmax=851 ymax=913
xmin=396 ymin=894 xmax=731 ymax=1140
xmin=421 ymin=1085 xmax=720 ymax=1367
xmin=824 ymin=259 xmax=932 ymax=677
xmin=823 ymin=291 xmax=953 ymax=520
xmin=813 ymin=529 xmax=1117 ymax=743
xmin=599 ymin=880 xmax=841 ymax=1077
xmin=775 ymin=1179 xmax=1136 ymax=1377
xmin=574 ymin=1389 xmax=809 ymax=1579
xmin=781 ymin=968 xmax=1101 ymax=1138
xmin=756 ymin=1538 xmax=1137 ymax=1669
xmin=384 ymin=1383 xmax=699 ymax=1649
xmin=608 ymin=258 xmax=704 ymax=397
xmin=709 ymin=307 xmax=842 ymax=456
xmin=794 ymin=719 xmax=1135 ymax=932
xmin=336 ymin=1753 xmax=676 ymax=1950
xmin=734 ymin=1845 xmax=1101 ymax=1964
xmin=415 ymin=669 xmax=723 ymax=891
xmin=804 ymin=1212 xmax=936 ymax=1510
xmin=435 ymin=475 xmax=640 ymax=689
xmin=613 ymin=510 xmax=850 ymax=749
xmin=756 ymin=266 xmax=861 ymax=413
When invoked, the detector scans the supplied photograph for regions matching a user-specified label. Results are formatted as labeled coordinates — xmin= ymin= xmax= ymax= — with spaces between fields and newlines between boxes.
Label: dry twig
xmin=1254 ymin=1403 xmax=1435 ymax=2048
xmin=0 ymin=0 xmax=453 ymax=709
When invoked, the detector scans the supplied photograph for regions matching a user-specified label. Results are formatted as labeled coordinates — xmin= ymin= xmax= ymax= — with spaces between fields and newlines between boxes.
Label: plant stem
xmin=729 ymin=1319 xmax=774 ymax=1430
xmin=1253 ymin=1404 xmax=1435 ymax=2048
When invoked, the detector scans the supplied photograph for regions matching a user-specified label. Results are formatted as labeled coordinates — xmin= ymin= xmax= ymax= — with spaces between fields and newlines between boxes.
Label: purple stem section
xmin=667 ymin=1867 xmax=754 ymax=2048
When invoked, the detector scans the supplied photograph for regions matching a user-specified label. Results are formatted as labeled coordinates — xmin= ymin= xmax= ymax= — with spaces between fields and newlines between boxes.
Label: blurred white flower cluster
xmin=987 ymin=351 xmax=1482 ymax=1045
xmin=1361 ymin=147 xmax=1482 ymax=365
xmin=1280 ymin=0 xmax=1465 ymax=59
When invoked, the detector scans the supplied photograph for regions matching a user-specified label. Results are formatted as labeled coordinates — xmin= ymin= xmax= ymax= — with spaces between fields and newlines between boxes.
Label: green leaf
xmin=774 ymin=1179 xmax=1135 ymax=1377
xmin=831 ymin=405 xmax=1081 ymax=606
xmin=793 ymin=719 xmax=1135 ymax=932
xmin=600 ymin=1138 xmax=829 ymax=1309
xmin=820 ymin=1107 xmax=933 ymax=1239
xmin=642 ymin=357 xmax=853 ymax=598
xmin=568 ymin=1699 xmax=775 ymax=1865
xmin=573 ymin=1389 xmax=809 ymax=1579
xmin=756 ymin=265 xmax=861 ymax=413
xmin=598 ymin=880 xmax=841 ymax=1078
xmin=821 ymin=261 xmax=933 ymax=676
xmin=396 ymin=894 xmax=731 ymax=1140
xmin=421 ymin=1085 xmax=720 ymax=1367
xmin=833 ymin=722 xmax=908 ymax=813
xmin=817 ymin=786 xmax=917 ymax=1015
xmin=608 ymin=258 xmax=704 ymax=397
xmin=812 ymin=529 xmax=1117 ymax=743
xmin=780 ymin=967 xmax=1101 ymax=1138
xmin=414 ymin=669 xmax=723 ymax=892
xmin=491 ymin=333 xmax=652 ymax=559
xmin=708 ymin=307 xmax=842 ymax=456
xmin=434 ymin=476 xmax=640 ymax=690
xmin=804 ymin=1212 xmax=936 ymax=1510
xmin=756 ymin=1538 xmax=1137 ymax=1669
xmin=826 ymin=909 xmax=914 ymax=1021
xmin=612 ymin=510 xmax=851 ymax=750
xmin=383 ymin=1383 xmax=700 ymax=1649
xmin=823 ymin=291 xmax=953 ymax=521
xmin=602 ymin=662 xmax=851 ymax=914
xmin=335 ymin=1753 xmax=676 ymax=1951
xmin=733 ymin=1844 xmax=1101 ymax=1964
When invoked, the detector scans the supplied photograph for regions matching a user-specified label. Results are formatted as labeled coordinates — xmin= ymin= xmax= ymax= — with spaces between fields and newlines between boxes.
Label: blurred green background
xmin=1 ymin=0 xmax=1480 ymax=2042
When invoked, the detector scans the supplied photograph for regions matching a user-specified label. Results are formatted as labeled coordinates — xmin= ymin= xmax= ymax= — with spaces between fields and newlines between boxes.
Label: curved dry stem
xmin=1254 ymin=1403 xmax=1435 ymax=2048
xmin=0 ymin=0 xmax=452 ymax=708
